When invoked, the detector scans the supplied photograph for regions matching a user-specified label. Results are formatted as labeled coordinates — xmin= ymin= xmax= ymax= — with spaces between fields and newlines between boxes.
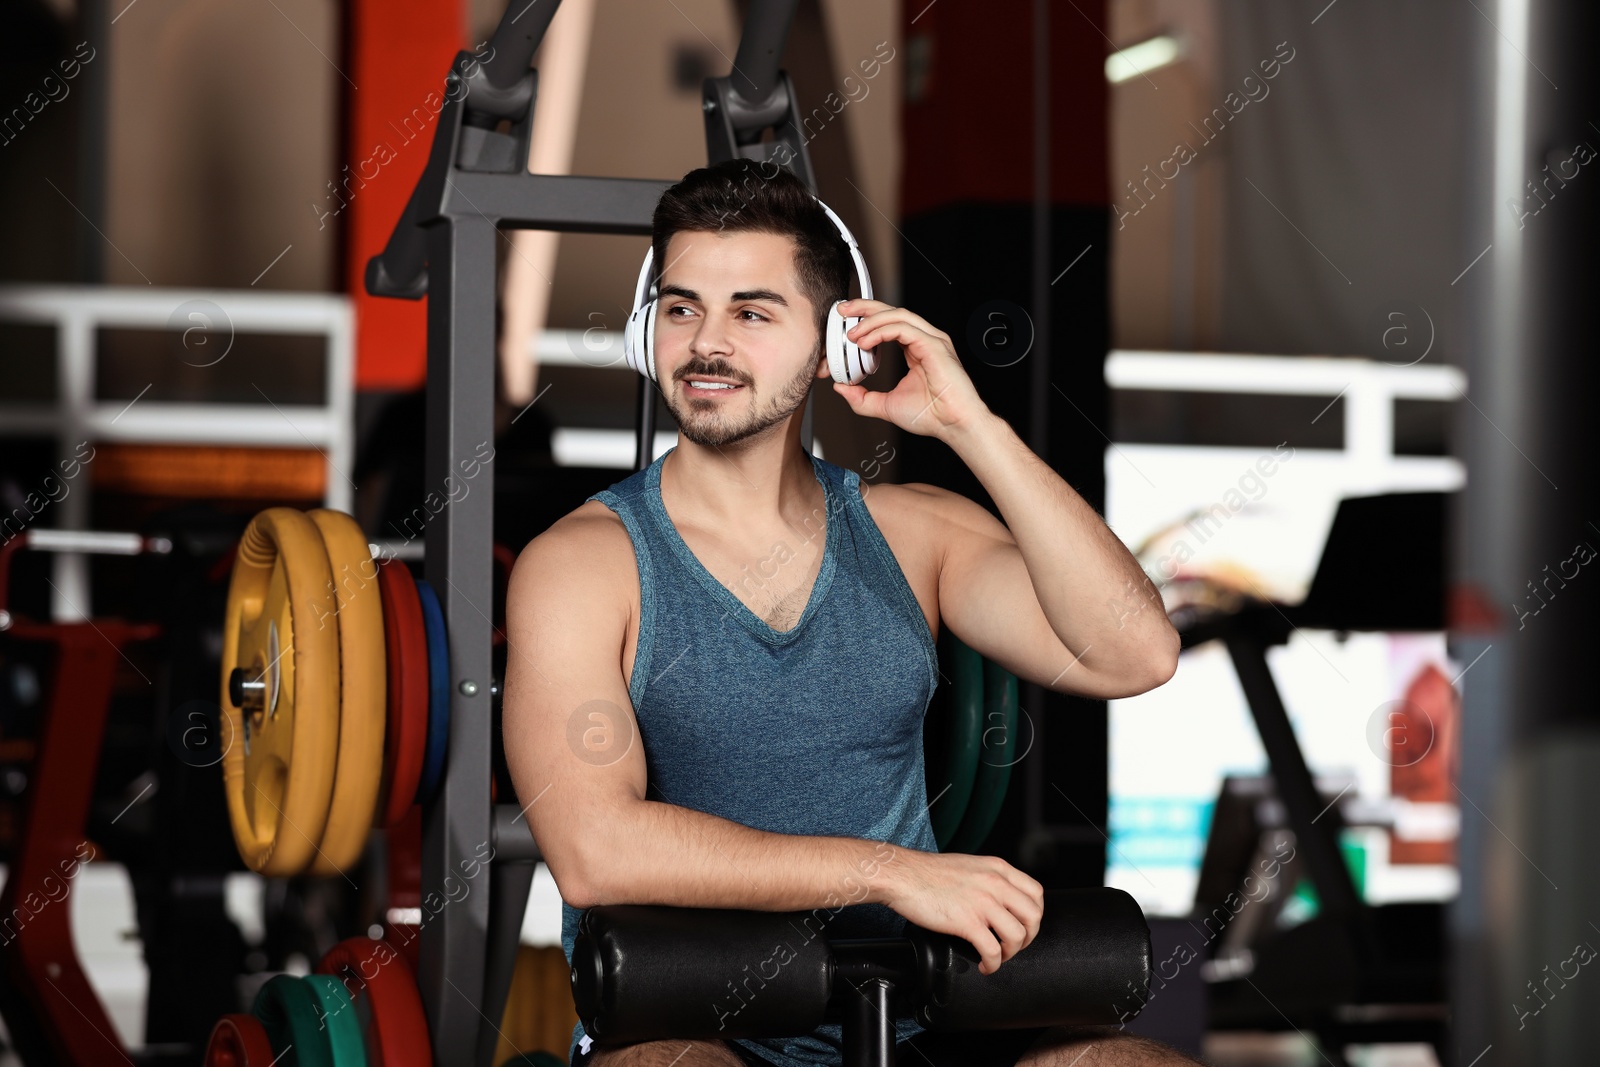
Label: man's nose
xmin=690 ymin=315 xmax=732 ymax=356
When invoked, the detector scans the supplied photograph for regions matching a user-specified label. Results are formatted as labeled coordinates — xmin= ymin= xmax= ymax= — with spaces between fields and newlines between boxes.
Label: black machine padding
xmin=906 ymin=888 xmax=1151 ymax=1031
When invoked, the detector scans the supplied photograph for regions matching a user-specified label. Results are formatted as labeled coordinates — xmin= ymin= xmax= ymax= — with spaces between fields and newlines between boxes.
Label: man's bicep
xmin=925 ymin=485 xmax=1120 ymax=699
xmin=502 ymin=524 xmax=647 ymax=904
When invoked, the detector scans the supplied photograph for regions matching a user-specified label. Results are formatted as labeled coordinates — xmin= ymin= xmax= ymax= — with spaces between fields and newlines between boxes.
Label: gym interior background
xmin=0 ymin=0 xmax=1596 ymax=1064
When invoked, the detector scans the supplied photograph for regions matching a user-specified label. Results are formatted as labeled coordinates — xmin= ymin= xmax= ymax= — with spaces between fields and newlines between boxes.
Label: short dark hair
xmin=651 ymin=158 xmax=853 ymax=339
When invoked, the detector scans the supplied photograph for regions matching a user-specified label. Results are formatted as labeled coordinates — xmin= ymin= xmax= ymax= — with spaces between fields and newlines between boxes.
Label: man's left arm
xmin=833 ymin=299 xmax=1180 ymax=700
xmin=940 ymin=411 xmax=1179 ymax=698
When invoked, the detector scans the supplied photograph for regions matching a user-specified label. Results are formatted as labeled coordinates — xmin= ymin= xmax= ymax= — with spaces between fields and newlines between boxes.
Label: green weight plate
xmin=932 ymin=635 xmax=985 ymax=850
xmin=252 ymin=973 xmax=336 ymax=1067
xmin=302 ymin=975 xmax=369 ymax=1067
xmin=947 ymin=658 xmax=1020 ymax=854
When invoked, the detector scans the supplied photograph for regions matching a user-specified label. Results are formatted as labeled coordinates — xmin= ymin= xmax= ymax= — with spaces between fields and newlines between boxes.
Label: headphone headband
xmin=631 ymin=245 xmax=656 ymax=311
xmin=814 ymin=200 xmax=873 ymax=302
xmin=635 ymin=195 xmax=870 ymax=307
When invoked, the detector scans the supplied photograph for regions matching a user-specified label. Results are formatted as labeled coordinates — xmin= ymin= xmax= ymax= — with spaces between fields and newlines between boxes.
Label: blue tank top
xmin=560 ymin=445 xmax=941 ymax=1066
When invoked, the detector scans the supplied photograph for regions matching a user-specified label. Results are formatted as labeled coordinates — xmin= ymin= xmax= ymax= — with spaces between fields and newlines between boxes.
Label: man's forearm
xmin=574 ymin=798 xmax=904 ymax=915
xmin=944 ymin=410 xmax=1178 ymax=679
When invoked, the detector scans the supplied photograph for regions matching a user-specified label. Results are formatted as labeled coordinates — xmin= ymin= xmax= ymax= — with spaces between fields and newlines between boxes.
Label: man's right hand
xmin=874 ymin=848 xmax=1045 ymax=975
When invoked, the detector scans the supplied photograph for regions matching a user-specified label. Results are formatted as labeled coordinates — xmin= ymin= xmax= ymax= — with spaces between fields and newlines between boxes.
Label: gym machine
xmin=1178 ymin=491 xmax=1452 ymax=1061
xmin=0 ymin=530 xmax=167 ymax=1065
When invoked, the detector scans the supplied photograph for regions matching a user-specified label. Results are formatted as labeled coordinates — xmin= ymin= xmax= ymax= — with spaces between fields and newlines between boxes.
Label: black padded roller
xmin=572 ymin=904 xmax=835 ymax=1043
xmin=904 ymin=887 xmax=1151 ymax=1030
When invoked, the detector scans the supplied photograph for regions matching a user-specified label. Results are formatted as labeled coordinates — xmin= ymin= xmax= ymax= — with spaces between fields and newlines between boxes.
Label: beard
xmin=666 ymin=347 xmax=820 ymax=449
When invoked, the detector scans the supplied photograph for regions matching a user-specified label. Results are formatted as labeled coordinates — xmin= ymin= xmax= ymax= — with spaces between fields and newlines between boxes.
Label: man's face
xmin=654 ymin=229 xmax=825 ymax=449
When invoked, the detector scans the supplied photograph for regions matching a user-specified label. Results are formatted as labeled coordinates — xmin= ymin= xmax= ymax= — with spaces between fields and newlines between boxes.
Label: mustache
xmin=677 ymin=363 xmax=749 ymax=385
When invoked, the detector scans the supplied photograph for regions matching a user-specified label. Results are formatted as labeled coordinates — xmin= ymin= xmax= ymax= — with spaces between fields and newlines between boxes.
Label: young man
xmin=503 ymin=159 xmax=1190 ymax=1067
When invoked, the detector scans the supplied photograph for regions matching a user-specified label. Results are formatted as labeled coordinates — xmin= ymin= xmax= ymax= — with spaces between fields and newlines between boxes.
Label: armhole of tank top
xmin=841 ymin=469 xmax=940 ymax=705
xmin=586 ymin=489 xmax=655 ymax=711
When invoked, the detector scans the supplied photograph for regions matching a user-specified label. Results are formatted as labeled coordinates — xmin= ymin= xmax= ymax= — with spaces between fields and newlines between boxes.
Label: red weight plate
xmin=316 ymin=937 xmax=433 ymax=1067
xmin=376 ymin=560 xmax=429 ymax=827
xmin=204 ymin=1013 xmax=276 ymax=1067
xmin=384 ymin=806 xmax=424 ymax=975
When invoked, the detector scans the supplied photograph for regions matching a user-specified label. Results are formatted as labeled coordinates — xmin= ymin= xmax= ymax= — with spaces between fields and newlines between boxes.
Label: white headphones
xmin=622 ymin=198 xmax=878 ymax=386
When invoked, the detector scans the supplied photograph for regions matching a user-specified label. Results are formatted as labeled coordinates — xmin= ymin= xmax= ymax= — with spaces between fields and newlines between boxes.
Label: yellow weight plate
xmin=221 ymin=508 xmax=341 ymax=875
xmin=307 ymin=509 xmax=387 ymax=875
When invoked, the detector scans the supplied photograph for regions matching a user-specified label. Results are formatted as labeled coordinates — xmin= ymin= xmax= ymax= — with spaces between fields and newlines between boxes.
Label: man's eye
xmin=667 ymin=306 xmax=692 ymax=318
xmin=740 ymin=309 xmax=767 ymax=322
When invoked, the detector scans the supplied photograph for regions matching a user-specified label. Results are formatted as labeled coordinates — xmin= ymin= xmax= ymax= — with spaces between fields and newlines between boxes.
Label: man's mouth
xmin=684 ymin=378 xmax=744 ymax=395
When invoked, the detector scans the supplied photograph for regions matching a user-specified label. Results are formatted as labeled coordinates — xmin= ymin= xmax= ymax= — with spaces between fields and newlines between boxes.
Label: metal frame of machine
xmin=366 ymin=2 xmax=821 ymax=1059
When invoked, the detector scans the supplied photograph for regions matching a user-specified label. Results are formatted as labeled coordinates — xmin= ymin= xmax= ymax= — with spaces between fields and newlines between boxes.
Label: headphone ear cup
xmin=857 ymin=337 xmax=879 ymax=378
xmin=624 ymin=304 xmax=644 ymax=376
xmin=624 ymin=300 xmax=657 ymax=381
xmin=827 ymin=302 xmax=874 ymax=386
xmin=826 ymin=304 xmax=850 ymax=385
xmin=642 ymin=300 xmax=657 ymax=382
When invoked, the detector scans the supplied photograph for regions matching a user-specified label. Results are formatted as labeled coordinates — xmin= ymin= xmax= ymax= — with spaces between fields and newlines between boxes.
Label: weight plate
xmin=376 ymin=560 xmax=429 ymax=827
xmin=252 ymin=973 xmax=336 ymax=1067
xmin=413 ymin=579 xmax=450 ymax=804
xmin=303 ymin=974 xmax=369 ymax=1067
xmin=307 ymin=510 xmax=387 ymax=875
xmin=316 ymin=937 xmax=433 ymax=1067
xmin=946 ymin=658 xmax=1020 ymax=854
xmin=204 ymin=1013 xmax=276 ymax=1067
xmin=221 ymin=508 xmax=341 ymax=875
xmin=932 ymin=636 xmax=985 ymax=850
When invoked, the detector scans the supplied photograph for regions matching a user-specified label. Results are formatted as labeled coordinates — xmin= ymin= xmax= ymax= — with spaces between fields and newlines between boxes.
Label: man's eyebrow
xmin=731 ymin=289 xmax=789 ymax=306
xmin=658 ymin=284 xmax=790 ymax=307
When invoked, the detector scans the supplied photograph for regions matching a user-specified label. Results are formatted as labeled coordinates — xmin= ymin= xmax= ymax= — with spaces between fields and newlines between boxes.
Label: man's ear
xmin=814 ymin=334 xmax=831 ymax=379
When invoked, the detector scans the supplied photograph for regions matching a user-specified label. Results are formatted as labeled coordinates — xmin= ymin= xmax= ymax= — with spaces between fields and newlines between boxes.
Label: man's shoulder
xmin=519 ymin=499 xmax=636 ymax=593
xmin=855 ymin=478 xmax=960 ymax=524
xmin=542 ymin=498 xmax=631 ymax=552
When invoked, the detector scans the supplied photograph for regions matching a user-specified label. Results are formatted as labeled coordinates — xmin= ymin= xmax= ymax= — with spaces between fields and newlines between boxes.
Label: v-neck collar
xmin=647 ymin=447 xmax=839 ymax=644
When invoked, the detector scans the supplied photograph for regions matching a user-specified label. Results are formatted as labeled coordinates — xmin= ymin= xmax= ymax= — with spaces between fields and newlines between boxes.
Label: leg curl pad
xmin=571 ymin=888 xmax=1152 ymax=1045
xmin=904 ymin=887 xmax=1151 ymax=1031
xmin=572 ymin=905 xmax=835 ymax=1043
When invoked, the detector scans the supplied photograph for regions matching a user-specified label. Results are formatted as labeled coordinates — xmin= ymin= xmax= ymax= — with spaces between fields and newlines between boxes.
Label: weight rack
xmin=367 ymin=1 xmax=824 ymax=1060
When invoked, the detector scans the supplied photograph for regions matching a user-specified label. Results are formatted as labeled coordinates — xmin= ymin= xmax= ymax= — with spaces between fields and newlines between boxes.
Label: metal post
xmin=635 ymin=373 xmax=657 ymax=472
xmin=1459 ymin=2 xmax=1600 ymax=1063
xmin=729 ymin=0 xmax=800 ymax=107
xmin=840 ymin=979 xmax=895 ymax=1067
xmin=1224 ymin=629 xmax=1364 ymax=925
xmin=420 ymin=214 xmax=498 ymax=1058
xmin=53 ymin=309 xmax=92 ymax=622
xmin=478 ymin=0 xmax=563 ymax=100
xmin=832 ymin=939 xmax=913 ymax=1067
xmin=477 ymin=861 xmax=536 ymax=1067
